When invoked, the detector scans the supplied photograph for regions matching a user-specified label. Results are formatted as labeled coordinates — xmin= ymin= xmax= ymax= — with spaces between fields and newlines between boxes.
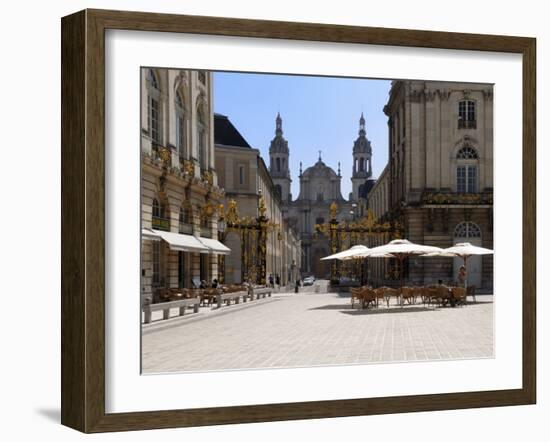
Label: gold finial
xmin=330 ymin=202 xmax=338 ymax=220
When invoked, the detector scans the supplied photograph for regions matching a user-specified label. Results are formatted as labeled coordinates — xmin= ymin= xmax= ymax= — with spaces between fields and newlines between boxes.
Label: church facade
xmin=269 ymin=113 xmax=375 ymax=279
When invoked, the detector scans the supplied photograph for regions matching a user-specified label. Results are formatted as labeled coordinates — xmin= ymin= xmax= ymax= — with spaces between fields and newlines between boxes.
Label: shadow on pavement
xmin=341 ymin=306 xmax=436 ymax=315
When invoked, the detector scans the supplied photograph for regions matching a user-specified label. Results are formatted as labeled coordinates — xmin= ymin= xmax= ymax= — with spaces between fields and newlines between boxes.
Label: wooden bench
xmin=142 ymin=297 xmax=201 ymax=324
xmin=252 ymin=287 xmax=272 ymax=300
xmin=215 ymin=290 xmax=248 ymax=308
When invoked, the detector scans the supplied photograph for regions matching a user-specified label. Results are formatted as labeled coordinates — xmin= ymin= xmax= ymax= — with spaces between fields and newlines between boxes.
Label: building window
xmin=316 ymin=217 xmax=325 ymax=225
xmin=179 ymin=206 xmax=192 ymax=234
xmin=274 ymin=184 xmax=282 ymax=198
xmin=458 ymin=100 xmax=476 ymax=129
xmin=152 ymin=198 xmax=170 ymax=231
xmin=454 ymin=221 xmax=481 ymax=238
xmin=457 ymin=166 xmax=477 ymax=193
xmin=359 ymin=158 xmax=365 ymax=172
xmin=147 ymin=69 xmax=161 ymax=144
xmin=276 ymin=158 xmax=281 ymax=172
xmin=239 ymin=165 xmax=245 ymax=185
xmin=175 ymin=92 xmax=185 ymax=156
xmin=457 ymin=146 xmax=479 ymax=159
xmin=197 ymin=103 xmax=207 ymax=170
xmin=456 ymin=145 xmax=479 ymax=193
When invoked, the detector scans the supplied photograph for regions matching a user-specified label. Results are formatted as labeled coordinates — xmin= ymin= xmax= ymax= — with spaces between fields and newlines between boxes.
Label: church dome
xmin=302 ymin=158 xmax=339 ymax=179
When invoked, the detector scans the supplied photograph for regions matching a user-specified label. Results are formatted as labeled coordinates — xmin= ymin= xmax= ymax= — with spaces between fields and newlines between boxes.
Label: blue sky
xmin=213 ymin=71 xmax=392 ymax=198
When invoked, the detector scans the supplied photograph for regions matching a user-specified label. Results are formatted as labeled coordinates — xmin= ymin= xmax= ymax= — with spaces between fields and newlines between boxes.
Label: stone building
xmin=140 ymin=68 xmax=229 ymax=303
xmin=271 ymin=114 xmax=375 ymax=279
xmin=367 ymin=80 xmax=494 ymax=290
xmin=215 ymin=114 xmax=301 ymax=286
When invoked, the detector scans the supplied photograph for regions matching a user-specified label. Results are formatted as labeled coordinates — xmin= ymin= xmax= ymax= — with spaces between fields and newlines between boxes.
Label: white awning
xmin=141 ymin=228 xmax=161 ymax=241
xmin=197 ymin=237 xmax=232 ymax=255
xmin=151 ymin=229 xmax=210 ymax=253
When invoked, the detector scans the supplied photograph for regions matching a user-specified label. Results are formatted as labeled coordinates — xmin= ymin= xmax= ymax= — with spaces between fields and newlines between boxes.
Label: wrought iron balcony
xmin=178 ymin=222 xmax=193 ymax=235
xmin=421 ymin=191 xmax=492 ymax=205
xmin=152 ymin=216 xmax=170 ymax=231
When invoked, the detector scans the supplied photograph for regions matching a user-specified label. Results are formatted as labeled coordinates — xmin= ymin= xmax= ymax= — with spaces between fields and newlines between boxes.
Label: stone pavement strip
xmin=141 ymin=292 xmax=493 ymax=374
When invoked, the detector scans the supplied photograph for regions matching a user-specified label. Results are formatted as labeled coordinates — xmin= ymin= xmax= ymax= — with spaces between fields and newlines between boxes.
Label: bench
xmin=142 ymin=297 xmax=201 ymax=324
xmin=252 ymin=287 xmax=272 ymax=300
xmin=215 ymin=290 xmax=249 ymax=308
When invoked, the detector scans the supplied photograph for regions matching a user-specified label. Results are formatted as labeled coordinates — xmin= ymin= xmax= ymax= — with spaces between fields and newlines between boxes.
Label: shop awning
xmin=141 ymin=228 xmax=161 ymax=241
xmin=197 ymin=237 xmax=232 ymax=255
xmin=151 ymin=229 xmax=210 ymax=253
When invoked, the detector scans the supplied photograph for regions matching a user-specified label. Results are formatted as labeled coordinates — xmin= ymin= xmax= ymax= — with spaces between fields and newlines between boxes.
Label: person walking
xmin=268 ymin=274 xmax=274 ymax=288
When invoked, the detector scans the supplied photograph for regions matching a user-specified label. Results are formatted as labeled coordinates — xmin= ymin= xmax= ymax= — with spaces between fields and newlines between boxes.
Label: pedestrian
xmin=275 ymin=274 xmax=280 ymax=286
xmin=458 ymin=265 xmax=467 ymax=287
xmin=268 ymin=274 xmax=274 ymax=288
xmin=211 ymin=278 xmax=219 ymax=289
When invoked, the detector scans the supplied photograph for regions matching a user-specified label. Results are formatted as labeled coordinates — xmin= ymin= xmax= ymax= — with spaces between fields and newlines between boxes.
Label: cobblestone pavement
xmin=141 ymin=291 xmax=494 ymax=374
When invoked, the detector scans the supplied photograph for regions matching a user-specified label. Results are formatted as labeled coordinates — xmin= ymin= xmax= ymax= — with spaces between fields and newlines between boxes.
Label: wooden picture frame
xmin=61 ymin=8 xmax=536 ymax=433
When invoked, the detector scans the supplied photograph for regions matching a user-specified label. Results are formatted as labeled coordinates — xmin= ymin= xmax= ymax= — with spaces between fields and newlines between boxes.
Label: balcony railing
xmin=421 ymin=191 xmax=492 ymax=205
xmin=152 ymin=216 xmax=170 ymax=231
xmin=179 ymin=222 xmax=193 ymax=235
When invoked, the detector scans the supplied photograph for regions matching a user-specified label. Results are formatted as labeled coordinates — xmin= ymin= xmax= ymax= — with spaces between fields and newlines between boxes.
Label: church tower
xmin=351 ymin=113 xmax=373 ymax=201
xmin=269 ymin=113 xmax=292 ymax=202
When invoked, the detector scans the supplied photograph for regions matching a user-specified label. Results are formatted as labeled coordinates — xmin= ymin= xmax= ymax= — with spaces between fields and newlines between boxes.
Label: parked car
xmin=303 ymin=276 xmax=316 ymax=286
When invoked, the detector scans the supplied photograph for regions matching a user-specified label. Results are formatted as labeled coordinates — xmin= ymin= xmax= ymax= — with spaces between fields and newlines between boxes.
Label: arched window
xmin=276 ymin=158 xmax=281 ymax=172
xmin=274 ymin=184 xmax=282 ymax=198
xmin=359 ymin=158 xmax=365 ymax=172
xmin=175 ymin=91 xmax=186 ymax=156
xmin=458 ymin=100 xmax=476 ymax=129
xmin=454 ymin=221 xmax=482 ymax=238
xmin=147 ymin=69 xmax=161 ymax=143
xmin=457 ymin=146 xmax=479 ymax=159
xmin=197 ymin=102 xmax=207 ymax=170
xmin=456 ymin=145 xmax=479 ymax=193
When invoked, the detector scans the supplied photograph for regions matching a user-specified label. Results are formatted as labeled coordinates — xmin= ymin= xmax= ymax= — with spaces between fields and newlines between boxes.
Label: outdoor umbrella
xmin=358 ymin=239 xmax=443 ymax=307
xmin=423 ymin=242 xmax=494 ymax=288
xmin=320 ymin=245 xmax=370 ymax=261
xmin=321 ymin=245 xmax=371 ymax=286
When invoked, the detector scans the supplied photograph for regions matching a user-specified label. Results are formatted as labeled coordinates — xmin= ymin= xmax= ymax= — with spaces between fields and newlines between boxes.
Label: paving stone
xmin=142 ymin=292 xmax=494 ymax=373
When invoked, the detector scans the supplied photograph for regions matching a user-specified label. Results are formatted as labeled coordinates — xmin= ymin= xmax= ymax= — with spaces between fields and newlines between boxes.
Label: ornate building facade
xmin=140 ymin=68 xmax=227 ymax=304
xmin=367 ymin=80 xmax=494 ymax=290
xmin=270 ymin=114 xmax=375 ymax=279
xmin=214 ymin=114 xmax=301 ymax=286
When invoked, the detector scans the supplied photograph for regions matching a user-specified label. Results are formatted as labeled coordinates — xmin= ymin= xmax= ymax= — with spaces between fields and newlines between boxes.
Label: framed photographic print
xmin=61 ymin=9 xmax=536 ymax=433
